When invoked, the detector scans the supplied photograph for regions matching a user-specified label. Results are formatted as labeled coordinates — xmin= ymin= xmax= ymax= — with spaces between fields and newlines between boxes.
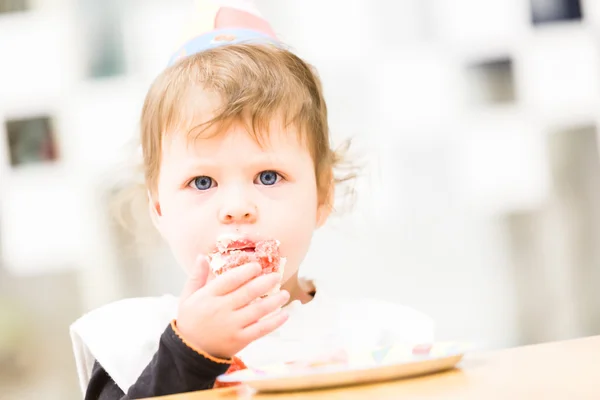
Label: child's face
xmin=152 ymin=118 xmax=327 ymax=284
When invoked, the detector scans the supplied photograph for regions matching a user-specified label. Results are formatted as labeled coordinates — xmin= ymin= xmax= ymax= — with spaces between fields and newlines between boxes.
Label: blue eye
xmin=257 ymin=170 xmax=280 ymax=186
xmin=192 ymin=176 xmax=214 ymax=190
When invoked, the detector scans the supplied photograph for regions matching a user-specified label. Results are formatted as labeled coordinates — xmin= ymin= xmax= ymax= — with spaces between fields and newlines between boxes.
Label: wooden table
xmin=153 ymin=335 xmax=600 ymax=399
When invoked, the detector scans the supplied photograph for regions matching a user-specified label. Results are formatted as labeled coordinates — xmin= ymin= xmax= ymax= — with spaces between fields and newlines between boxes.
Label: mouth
xmin=215 ymin=234 xmax=259 ymax=254
xmin=222 ymin=246 xmax=255 ymax=255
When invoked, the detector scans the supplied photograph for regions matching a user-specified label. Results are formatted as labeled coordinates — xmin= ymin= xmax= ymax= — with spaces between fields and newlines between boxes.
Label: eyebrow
xmin=180 ymin=153 xmax=290 ymax=171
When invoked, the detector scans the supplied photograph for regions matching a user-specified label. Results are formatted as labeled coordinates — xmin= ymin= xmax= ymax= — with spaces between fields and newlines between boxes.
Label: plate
xmin=216 ymin=342 xmax=468 ymax=392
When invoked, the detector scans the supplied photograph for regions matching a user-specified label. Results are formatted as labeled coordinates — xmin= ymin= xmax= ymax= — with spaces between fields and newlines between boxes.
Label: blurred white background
xmin=1 ymin=0 xmax=600 ymax=398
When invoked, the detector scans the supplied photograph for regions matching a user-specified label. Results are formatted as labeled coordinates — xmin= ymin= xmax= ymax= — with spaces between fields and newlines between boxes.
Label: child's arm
xmin=85 ymin=259 xmax=287 ymax=399
xmin=85 ymin=322 xmax=229 ymax=399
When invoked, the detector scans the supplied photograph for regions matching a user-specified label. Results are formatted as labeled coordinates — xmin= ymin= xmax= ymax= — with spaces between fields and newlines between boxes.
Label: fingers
xmin=235 ymin=290 xmax=290 ymax=328
xmin=226 ymin=273 xmax=282 ymax=309
xmin=180 ymin=255 xmax=210 ymax=301
xmin=207 ymin=262 xmax=262 ymax=296
xmin=238 ymin=309 xmax=289 ymax=343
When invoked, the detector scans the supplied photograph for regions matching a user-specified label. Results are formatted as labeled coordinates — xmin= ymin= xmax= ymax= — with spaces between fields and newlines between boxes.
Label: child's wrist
xmin=171 ymin=319 xmax=232 ymax=364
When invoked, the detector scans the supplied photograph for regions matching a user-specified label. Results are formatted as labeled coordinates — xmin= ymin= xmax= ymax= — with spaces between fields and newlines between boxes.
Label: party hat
xmin=168 ymin=0 xmax=281 ymax=67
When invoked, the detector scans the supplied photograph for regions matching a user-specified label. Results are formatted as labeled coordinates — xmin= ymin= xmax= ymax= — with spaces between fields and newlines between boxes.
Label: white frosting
xmin=278 ymin=257 xmax=287 ymax=273
xmin=208 ymin=252 xmax=227 ymax=273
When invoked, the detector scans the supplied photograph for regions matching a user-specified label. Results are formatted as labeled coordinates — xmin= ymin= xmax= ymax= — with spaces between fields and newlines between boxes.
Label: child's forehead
xmin=163 ymin=91 xmax=308 ymax=153
xmin=164 ymin=117 xmax=307 ymax=158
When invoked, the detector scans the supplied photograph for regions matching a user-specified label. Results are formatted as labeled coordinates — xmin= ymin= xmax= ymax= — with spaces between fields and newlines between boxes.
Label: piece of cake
xmin=208 ymin=234 xmax=286 ymax=296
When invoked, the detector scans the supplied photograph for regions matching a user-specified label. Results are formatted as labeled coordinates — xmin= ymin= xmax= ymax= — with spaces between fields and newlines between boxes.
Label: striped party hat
xmin=168 ymin=0 xmax=283 ymax=67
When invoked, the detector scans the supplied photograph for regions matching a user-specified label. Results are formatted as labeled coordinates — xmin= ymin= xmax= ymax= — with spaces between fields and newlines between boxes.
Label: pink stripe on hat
xmin=215 ymin=6 xmax=277 ymax=39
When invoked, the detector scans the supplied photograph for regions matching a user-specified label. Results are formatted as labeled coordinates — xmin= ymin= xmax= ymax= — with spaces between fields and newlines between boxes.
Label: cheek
xmin=271 ymin=187 xmax=319 ymax=278
xmin=158 ymin=199 xmax=212 ymax=275
xmin=159 ymin=216 xmax=196 ymax=274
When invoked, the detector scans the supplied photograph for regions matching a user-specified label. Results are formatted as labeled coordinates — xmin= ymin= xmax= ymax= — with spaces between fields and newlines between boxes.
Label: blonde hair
xmin=115 ymin=43 xmax=357 ymax=238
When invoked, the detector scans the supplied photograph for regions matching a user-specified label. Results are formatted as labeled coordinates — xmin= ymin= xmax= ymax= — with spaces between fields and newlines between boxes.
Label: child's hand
xmin=175 ymin=255 xmax=290 ymax=360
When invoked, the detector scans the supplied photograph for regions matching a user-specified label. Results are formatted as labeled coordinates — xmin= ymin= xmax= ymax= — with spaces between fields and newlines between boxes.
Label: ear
xmin=316 ymin=173 xmax=334 ymax=228
xmin=147 ymin=191 xmax=163 ymax=230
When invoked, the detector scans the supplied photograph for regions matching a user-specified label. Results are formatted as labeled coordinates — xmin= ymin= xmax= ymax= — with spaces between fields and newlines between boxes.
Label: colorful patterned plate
xmin=216 ymin=342 xmax=469 ymax=392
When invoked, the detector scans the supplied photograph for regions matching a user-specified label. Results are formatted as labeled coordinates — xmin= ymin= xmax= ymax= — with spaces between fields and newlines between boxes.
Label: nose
xmin=218 ymin=192 xmax=258 ymax=224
